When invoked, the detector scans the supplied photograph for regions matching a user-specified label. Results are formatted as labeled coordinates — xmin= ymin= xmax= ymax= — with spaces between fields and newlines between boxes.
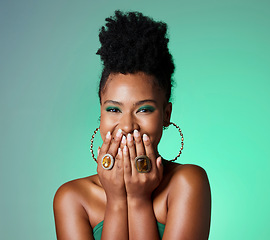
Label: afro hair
xmin=97 ymin=10 xmax=175 ymax=102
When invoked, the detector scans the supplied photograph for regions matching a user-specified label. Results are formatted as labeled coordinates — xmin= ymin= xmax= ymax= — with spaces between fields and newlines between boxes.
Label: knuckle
xmin=133 ymin=178 xmax=139 ymax=185
xmin=106 ymin=151 xmax=114 ymax=158
xmin=141 ymin=177 xmax=147 ymax=184
xmin=137 ymin=151 xmax=145 ymax=156
xmin=117 ymin=164 xmax=122 ymax=170
xmin=150 ymin=175 xmax=156 ymax=181
xmin=113 ymin=136 xmax=121 ymax=143
xmin=127 ymin=141 xmax=134 ymax=148
xmin=144 ymin=140 xmax=151 ymax=146
xmin=115 ymin=161 xmax=122 ymax=169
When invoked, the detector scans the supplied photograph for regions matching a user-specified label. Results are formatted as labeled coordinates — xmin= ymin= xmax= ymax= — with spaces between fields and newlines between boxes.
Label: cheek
xmin=99 ymin=114 xmax=110 ymax=141
xmin=152 ymin=128 xmax=163 ymax=148
xmin=99 ymin=113 xmax=117 ymax=141
xmin=143 ymin=117 xmax=163 ymax=147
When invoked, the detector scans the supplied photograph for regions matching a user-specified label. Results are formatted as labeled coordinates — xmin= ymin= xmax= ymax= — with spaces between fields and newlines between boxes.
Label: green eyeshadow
xmin=138 ymin=105 xmax=156 ymax=112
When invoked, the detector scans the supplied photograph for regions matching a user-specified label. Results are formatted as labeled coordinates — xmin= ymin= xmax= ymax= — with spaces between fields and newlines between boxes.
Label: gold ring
xmin=135 ymin=155 xmax=151 ymax=173
xmin=101 ymin=154 xmax=114 ymax=170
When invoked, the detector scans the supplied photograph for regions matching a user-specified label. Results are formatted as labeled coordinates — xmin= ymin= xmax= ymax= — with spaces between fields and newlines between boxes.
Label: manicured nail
xmin=121 ymin=135 xmax=126 ymax=144
xmin=157 ymin=156 xmax=162 ymax=166
xmin=106 ymin=131 xmax=111 ymax=139
xmin=134 ymin=129 xmax=140 ymax=137
xmin=116 ymin=129 xmax=122 ymax=138
xmin=118 ymin=147 xmax=122 ymax=154
xmin=127 ymin=133 xmax=133 ymax=142
xmin=143 ymin=134 xmax=149 ymax=141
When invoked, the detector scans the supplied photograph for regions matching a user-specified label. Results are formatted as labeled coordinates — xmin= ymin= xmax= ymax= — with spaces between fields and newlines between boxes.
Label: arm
xmin=101 ymin=197 xmax=128 ymax=240
xmin=127 ymin=196 xmax=160 ymax=240
xmin=54 ymin=130 xmax=129 ymax=240
xmin=53 ymin=182 xmax=94 ymax=240
xmin=97 ymin=131 xmax=129 ymax=240
xmin=99 ymin=148 xmax=129 ymax=240
xmin=163 ymin=165 xmax=211 ymax=240
xmin=124 ymin=132 xmax=163 ymax=240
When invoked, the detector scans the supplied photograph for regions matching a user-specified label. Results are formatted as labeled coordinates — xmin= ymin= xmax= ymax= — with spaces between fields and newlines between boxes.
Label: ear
xmin=163 ymin=102 xmax=172 ymax=127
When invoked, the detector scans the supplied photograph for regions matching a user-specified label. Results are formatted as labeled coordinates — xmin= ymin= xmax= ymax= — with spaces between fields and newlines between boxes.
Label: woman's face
xmin=99 ymin=72 xmax=172 ymax=155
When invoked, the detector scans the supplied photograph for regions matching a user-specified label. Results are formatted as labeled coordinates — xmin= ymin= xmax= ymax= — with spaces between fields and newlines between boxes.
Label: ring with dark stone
xmin=135 ymin=155 xmax=151 ymax=173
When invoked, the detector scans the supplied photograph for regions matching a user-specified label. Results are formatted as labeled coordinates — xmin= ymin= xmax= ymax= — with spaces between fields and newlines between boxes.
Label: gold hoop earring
xmin=90 ymin=127 xmax=99 ymax=162
xmin=163 ymin=122 xmax=184 ymax=162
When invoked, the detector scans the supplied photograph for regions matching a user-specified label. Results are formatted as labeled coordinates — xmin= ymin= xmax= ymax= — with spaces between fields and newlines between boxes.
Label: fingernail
xmin=118 ymin=147 xmax=122 ymax=154
xmin=134 ymin=129 xmax=139 ymax=137
xmin=157 ymin=156 xmax=162 ymax=165
xmin=127 ymin=133 xmax=133 ymax=142
xmin=124 ymin=145 xmax=128 ymax=152
xmin=143 ymin=134 xmax=149 ymax=141
xmin=116 ymin=129 xmax=122 ymax=138
xmin=106 ymin=131 xmax=111 ymax=139
xmin=121 ymin=135 xmax=126 ymax=144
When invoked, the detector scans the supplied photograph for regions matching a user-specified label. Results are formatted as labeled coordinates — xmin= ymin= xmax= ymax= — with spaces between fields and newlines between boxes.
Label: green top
xmin=93 ymin=220 xmax=165 ymax=240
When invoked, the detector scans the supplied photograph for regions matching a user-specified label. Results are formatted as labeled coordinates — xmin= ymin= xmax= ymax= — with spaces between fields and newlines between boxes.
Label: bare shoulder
xmin=53 ymin=175 xmax=103 ymax=239
xmin=167 ymin=163 xmax=211 ymax=205
xmin=162 ymin=163 xmax=211 ymax=240
xmin=53 ymin=175 xmax=100 ymax=207
xmin=169 ymin=163 xmax=210 ymax=188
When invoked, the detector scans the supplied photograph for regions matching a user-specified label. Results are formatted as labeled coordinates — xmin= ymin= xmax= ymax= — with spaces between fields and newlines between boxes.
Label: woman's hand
xmin=122 ymin=130 xmax=163 ymax=240
xmin=97 ymin=129 xmax=126 ymax=202
xmin=123 ymin=130 xmax=163 ymax=201
xmin=97 ymin=130 xmax=129 ymax=240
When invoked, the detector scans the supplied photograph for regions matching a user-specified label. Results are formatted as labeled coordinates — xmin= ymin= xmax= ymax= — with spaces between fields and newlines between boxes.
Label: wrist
xmin=127 ymin=195 xmax=152 ymax=208
xmin=106 ymin=197 xmax=128 ymax=211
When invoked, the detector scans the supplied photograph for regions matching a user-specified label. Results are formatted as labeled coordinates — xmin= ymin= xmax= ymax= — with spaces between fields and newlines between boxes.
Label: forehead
xmin=101 ymin=72 xmax=165 ymax=104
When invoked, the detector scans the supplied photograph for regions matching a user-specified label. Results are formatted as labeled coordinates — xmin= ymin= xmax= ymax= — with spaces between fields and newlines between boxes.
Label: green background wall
xmin=1 ymin=0 xmax=269 ymax=239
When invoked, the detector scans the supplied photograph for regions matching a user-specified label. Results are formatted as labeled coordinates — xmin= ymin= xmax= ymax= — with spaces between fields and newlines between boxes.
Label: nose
xmin=119 ymin=112 xmax=139 ymax=135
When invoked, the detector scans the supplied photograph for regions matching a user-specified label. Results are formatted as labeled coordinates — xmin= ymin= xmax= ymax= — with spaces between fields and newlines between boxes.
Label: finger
xmin=98 ymin=130 xmax=122 ymax=173
xmin=156 ymin=156 xmax=164 ymax=180
xmin=123 ymin=145 xmax=132 ymax=177
xmin=127 ymin=133 xmax=136 ymax=161
xmin=120 ymin=135 xmax=127 ymax=150
xmin=143 ymin=133 xmax=157 ymax=171
xmin=134 ymin=130 xmax=145 ymax=157
xmin=97 ymin=131 xmax=112 ymax=173
xmin=115 ymin=147 xmax=123 ymax=170
xmin=99 ymin=131 xmax=112 ymax=156
xmin=115 ymin=147 xmax=122 ymax=161
xmin=107 ymin=129 xmax=123 ymax=157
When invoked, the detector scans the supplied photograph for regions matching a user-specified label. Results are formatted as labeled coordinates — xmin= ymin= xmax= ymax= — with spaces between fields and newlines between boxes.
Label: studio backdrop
xmin=0 ymin=0 xmax=269 ymax=239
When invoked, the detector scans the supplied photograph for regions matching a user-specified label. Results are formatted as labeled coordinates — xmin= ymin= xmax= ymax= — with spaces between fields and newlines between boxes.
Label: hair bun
xmin=97 ymin=10 xmax=175 ymax=102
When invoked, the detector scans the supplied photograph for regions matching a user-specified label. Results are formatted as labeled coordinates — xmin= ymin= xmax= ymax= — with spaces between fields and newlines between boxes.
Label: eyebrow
xmin=103 ymin=100 xmax=123 ymax=106
xmin=135 ymin=99 xmax=157 ymax=106
xmin=103 ymin=99 xmax=157 ymax=106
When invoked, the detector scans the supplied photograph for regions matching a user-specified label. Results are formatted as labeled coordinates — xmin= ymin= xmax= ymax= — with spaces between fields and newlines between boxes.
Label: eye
xmin=105 ymin=106 xmax=121 ymax=113
xmin=137 ymin=105 xmax=156 ymax=113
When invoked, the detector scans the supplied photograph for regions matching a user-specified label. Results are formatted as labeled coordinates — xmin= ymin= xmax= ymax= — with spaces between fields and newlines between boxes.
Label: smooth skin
xmin=53 ymin=72 xmax=211 ymax=240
